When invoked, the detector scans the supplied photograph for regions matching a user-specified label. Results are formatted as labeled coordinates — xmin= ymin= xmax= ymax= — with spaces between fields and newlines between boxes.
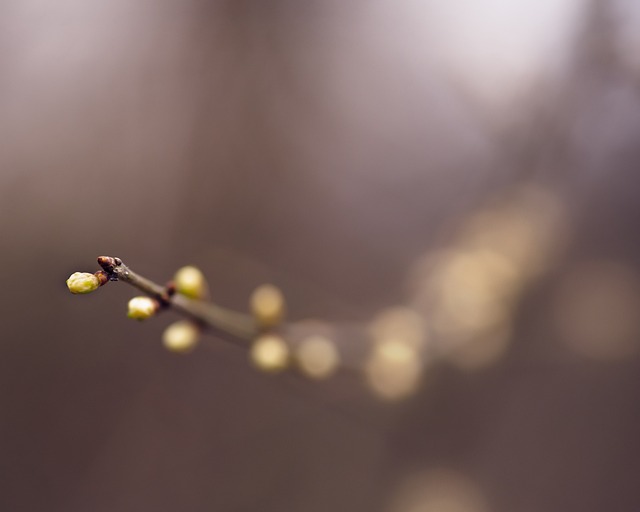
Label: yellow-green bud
xmin=250 ymin=334 xmax=290 ymax=373
xmin=66 ymin=272 xmax=100 ymax=294
xmin=127 ymin=296 xmax=158 ymax=320
xmin=174 ymin=266 xmax=207 ymax=299
xmin=162 ymin=321 xmax=199 ymax=353
xmin=250 ymin=284 xmax=285 ymax=328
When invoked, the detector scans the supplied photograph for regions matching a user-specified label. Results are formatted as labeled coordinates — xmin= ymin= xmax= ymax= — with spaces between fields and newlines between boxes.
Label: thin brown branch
xmin=97 ymin=256 xmax=257 ymax=346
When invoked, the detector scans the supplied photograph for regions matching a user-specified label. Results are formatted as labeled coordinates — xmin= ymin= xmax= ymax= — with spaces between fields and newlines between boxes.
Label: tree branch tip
xmin=97 ymin=256 xmax=122 ymax=275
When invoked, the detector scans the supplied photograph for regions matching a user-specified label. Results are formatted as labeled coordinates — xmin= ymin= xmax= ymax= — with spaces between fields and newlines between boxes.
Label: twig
xmin=92 ymin=258 xmax=385 ymax=434
xmin=97 ymin=256 xmax=257 ymax=347
xmin=69 ymin=256 xmax=427 ymax=405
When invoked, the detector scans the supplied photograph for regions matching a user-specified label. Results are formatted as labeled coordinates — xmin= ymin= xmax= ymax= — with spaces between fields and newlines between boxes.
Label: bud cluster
xmin=66 ymin=258 xmax=345 ymax=388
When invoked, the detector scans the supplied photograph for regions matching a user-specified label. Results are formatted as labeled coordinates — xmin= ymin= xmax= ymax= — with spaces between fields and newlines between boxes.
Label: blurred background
xmin=2 ymin=0 xmax=640 ymax=510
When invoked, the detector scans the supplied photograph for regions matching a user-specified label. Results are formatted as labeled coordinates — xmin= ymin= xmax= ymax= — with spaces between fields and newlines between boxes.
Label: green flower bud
xmin=174 ymin=266 xmax=207 ymax=299
xmin=162 ymin=321 xmax=199 ymax=353
xmin=127 ymin=296 xmax=158 ymax=320
xmin=250 ymin=284 xmax=285 ymax=328
xmin=66 ymin=272 xmax=100 ymax=294
xmin=250 ymin=334 xmax=290 ymax=373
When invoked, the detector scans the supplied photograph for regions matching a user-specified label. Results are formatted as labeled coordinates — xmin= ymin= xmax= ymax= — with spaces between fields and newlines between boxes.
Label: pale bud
xmin=250 ymin=334 xmax=289 ymax=373
xmin=250 ymin=284 xmax=285 ymax=328
xmin=296 ymin=335 xmax=340 ymax=379
xmin=174 ymin=266 xmax=207 ymax=299
xmin=66 ymin=272 xmax=100 ymax=294
xmin=162 ymin=321 xmax=200 ymax=353
xmin=127 ymin=296 xmax=158 ymax=321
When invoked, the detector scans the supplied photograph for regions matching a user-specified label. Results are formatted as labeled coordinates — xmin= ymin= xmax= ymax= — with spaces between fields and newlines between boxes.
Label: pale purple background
xmin=1 ymin=1 xmax=640 ymax=511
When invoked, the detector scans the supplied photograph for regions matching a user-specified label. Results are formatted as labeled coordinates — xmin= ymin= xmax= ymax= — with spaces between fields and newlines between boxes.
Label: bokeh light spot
xmin=366 ymin=339 xmax=424 ymax=400
xmin=296 ymin=335 xmax=340 ymax=379
xmin=389 ymin=469 xmax=489 ymax=512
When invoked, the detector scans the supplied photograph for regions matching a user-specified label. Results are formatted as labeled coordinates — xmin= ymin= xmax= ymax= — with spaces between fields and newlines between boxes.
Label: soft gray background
xmin=1 ymin=1 xmax=640 ymax=511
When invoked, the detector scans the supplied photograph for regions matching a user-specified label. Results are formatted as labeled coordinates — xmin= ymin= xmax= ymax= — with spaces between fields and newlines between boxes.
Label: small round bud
xmin=127 ymin=296 xmax=158 ymax=321
xmin=296 ymin=335 xmax=340 ymax=379
xmin=174 ymin=266 xmax=207 ymax=299
xmin=66 ymin=272 xmax=100 ymax=294
xmin=250 ymin=284 xmax=285 ymax=328
xmin=250 ymin=334 xmax=289 ymax=373
xmin=162 ymin=321 xmax=199 ymax=353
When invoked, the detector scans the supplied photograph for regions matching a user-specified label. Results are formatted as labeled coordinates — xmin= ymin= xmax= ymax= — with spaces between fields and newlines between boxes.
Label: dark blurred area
xmin=2 ymin=0 xmax=640 ymax=510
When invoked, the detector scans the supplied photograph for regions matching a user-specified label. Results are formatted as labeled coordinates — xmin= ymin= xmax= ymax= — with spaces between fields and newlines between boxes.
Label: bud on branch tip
xmin=67 ymin=272 xmax=101 ymax=294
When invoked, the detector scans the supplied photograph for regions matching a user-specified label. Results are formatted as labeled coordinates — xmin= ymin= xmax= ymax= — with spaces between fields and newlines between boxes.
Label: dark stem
xmin=97 ymin=256 xmax=257 ymax=346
